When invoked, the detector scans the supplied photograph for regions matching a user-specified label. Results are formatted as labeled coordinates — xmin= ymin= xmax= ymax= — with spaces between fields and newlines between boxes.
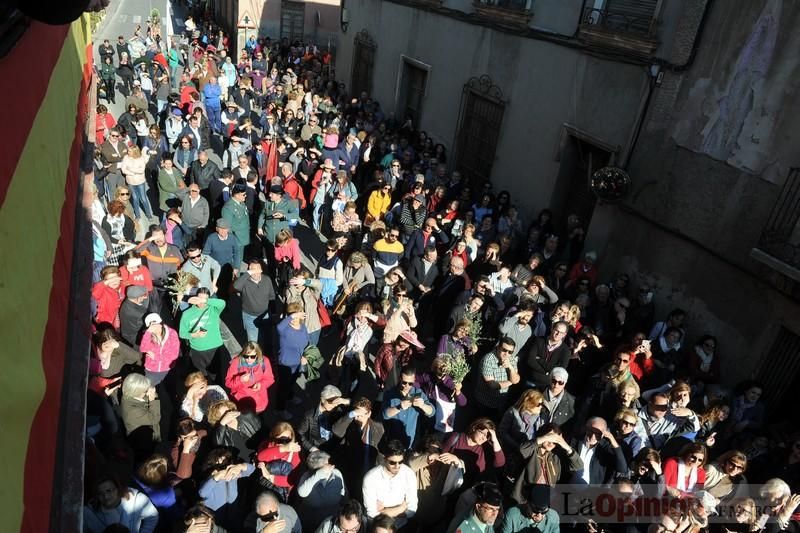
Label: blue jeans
xmin=312 ymin=203 xmax=324 ymax=231
xmin=207 ymin=105 xmax=222 ymax=133
xmin=309 ymin=329 xmax=321 ymax=348
xmin=242 ymin=310 xmax=269 ymax=344
xmin=130 ymin=182 xmax=153 ymax=219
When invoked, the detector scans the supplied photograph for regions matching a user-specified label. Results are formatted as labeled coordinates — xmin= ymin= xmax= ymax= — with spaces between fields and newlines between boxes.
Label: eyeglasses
xmin=110 ymin=134 xmax=120 ymax=138
xmin=243 ymin=353 xmax=257 ymax=360
xmin=620 ymin=420 xmax=636 ymax=427
xmin=651 ymin=403 xmax=669 ymax=411
xmin=479 ymin=504 xmax=501 ymax=513
xmin=386 ymin=459 xmax=404 ymax=466
xmin=530 ymin=507 xmax=548 ymax=515
xmin=727 ymin=461 xmax=745 ymax=470
xmin=687 ymin=455 xmax=704 ymax=463
xmin=188 ymin=254 xmax=201 ymax=259
xmin=190 ymin=189 xmax=200 ymax=193
xmin=551 ymin=379 xmax=566 ymax=386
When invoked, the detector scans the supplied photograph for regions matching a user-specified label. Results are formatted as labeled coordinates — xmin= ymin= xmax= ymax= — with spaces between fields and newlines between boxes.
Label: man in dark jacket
xmin=187 ymin=150 xmax=222 ymax=191
xmin=523 ymin=321 xmax=572 ymax=389
xmin=403 ymin=217 xmax=449 ymax=262
xmin=543 ymin=366 xmax=576 ymax=430
xmin=569 ymin=417 xmax=628 ymax=485
xmin=405 ymin=246 xmax=440 ymax=301
xmin=119 ymin=285 xmax=149 ymax=346
xmin=297 ymin=385 xmax=350 ymax=452
xmin=99 ymin=39 xmax=115 ymax=64
xmin=332 ymin=396 xmax=385 ymax=498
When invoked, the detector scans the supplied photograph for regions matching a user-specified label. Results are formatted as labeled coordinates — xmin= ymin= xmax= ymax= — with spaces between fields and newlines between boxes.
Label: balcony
xmin=473 ymin=0 xmax=532 ymax=29
xmin=577 ymin=6 xmax=659 ymax=59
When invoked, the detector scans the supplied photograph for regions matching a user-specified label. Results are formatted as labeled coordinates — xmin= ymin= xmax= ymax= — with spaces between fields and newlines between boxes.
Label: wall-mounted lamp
xmin=340 ymin=7 xmax=350 ymax=33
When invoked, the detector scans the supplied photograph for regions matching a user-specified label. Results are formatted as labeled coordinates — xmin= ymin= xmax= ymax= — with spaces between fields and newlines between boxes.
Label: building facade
xmin=213 ymin=0 xmax=341 ymax=57
xmin=336 ymin=0 xmax=800 ymax=406
xmin=590 ymin=0 xmax=800 ymax=412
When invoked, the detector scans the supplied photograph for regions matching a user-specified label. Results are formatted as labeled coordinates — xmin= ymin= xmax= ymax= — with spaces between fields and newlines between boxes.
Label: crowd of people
xmin=86 ymin=6 xmax=800 ymax=533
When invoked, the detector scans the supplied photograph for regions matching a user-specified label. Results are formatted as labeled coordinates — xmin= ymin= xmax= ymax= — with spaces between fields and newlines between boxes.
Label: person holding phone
xmin=179 ymin=288 xmax=227 ymax=380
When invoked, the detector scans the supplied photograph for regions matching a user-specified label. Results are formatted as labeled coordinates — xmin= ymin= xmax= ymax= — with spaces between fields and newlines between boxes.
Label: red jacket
xmin=224 ymin=356 xmax=275 ymax=413
xmin=629 ymin=353 xmax=655 ymax=380
xmin=282 ymin=175 xmax=306 ymax=209
xmin=663 ymin=457 xmax=706 ymax=497
xmin=255 ymin=443 xmax=301 ymax=489
xmin=92 ymin=282 xmax=122 ymax=327
xmin=568 ymin=261 xmax=599 ymax=286
xmin=120 ymin=265 xmax=154 ymax=293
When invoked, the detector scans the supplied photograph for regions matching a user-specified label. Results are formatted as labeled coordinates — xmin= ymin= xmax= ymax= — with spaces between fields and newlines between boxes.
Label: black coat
xmin=297 ymin=405 xmax=347 ymax=452
xmin=569 ymin=436 xmax=628 ymax=485
xmin=405 ymin=256 xmax=440 ymax=299
xmin=523 ymin=338 xmax=572 ymax=389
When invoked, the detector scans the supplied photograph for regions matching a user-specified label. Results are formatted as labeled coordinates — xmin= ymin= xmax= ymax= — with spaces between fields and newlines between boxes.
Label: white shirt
xmin=362 ymin=465 xmax=417 ymax=527
xmin=577 ymin=443 xmax=596 ymax=484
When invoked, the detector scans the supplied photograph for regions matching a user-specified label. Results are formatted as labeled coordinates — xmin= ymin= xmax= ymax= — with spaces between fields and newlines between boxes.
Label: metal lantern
xmin=590 ymin=166 xmax=631 ymax=202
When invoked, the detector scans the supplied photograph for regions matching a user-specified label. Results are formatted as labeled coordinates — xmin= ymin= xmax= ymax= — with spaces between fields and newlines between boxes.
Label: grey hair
xmin=551 ymin=367 xmax=569 ymax=382
xmin=255 ymin=491 xmax=280 ymax=509
xmin=306 ymin=450 xmax=331 ymax=470
xmin=122 ymin=373 xmax=151 ymax=399
xmin=586 ymin=416 xmax=608 ymax=431
xmin=760 ymin=478 xmax=791 ymax=500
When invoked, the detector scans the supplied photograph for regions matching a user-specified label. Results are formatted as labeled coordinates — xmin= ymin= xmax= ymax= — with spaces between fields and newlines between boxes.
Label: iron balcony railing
xmin=758 ymin=168 xmax=800 ymax=269
xmin=580 ymin=6 xmax=658 ymax=37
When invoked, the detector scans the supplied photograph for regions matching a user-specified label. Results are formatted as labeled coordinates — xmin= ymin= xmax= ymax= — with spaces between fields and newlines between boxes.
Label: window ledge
xmin=750 ymin=247 xmax=800 ymax=283
xmin=472 ymin=2 xmax=532 ymax=28
xmin=408 ymin=0 xmax=443 ymax=7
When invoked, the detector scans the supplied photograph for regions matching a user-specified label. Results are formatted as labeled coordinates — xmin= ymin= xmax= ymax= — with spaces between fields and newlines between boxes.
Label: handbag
xmin=317 ymin=298 xmax=332 ymax=328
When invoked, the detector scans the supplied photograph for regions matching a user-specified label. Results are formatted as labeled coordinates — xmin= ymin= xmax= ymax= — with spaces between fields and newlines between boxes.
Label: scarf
xmin=659 ymin=335 xmax=681 ymax=353
xmin=694 ymin=345 xmax=713 ymax=373
xmin=318 ymin=252 xmax=339 ymax=271
xmin=675 ymin=460 xmax=699 ymax=492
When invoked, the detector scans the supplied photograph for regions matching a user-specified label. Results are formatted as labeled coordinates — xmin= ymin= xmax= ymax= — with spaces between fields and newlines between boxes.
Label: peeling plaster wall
xmin=589 ymin=0 xmax=800 ymax=385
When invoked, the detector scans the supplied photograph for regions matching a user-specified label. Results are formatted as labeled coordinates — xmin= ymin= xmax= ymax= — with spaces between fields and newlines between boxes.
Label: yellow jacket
xmin=367 ymin=190 xmax=392 ymax=221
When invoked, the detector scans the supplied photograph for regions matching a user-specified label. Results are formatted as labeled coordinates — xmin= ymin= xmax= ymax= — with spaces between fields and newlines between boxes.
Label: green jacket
xmin=157 ymin=167 xmax=185 ymax=211
xmin=222 ymin=198 xmax=250 ymax=247
xmin=179 ymin=298 xmax=226 ymax=350
xmin=500 ymin=506 xmax=560 ymax=533
xmin=257 ymin=196 xmax=299 ymax=243
xmin=303 ymin=344 xmax=324 ymax=382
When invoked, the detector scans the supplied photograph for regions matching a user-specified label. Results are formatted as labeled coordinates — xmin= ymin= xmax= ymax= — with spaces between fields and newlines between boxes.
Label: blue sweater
xmin=199 ymin=463 xmax=255 ymax=510
xmin=276 ymin=317 xmax=309 ymax=371
xmin=203 ymin=233 xmax=240 ymax=268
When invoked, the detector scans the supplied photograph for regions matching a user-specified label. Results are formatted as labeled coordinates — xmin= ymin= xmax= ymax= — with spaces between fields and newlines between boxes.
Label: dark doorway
xmin=452 ymin=75 xmax=506 ymax=187
xmin=280 ymin=0 xmax=305 ymax=41
xmin=397 ymin=58 xmax=428 ymax=129
xmin=552 ymin=134 xmax=611 ymax=232
xmin=351 ymin=30 xmax=376 ymax=97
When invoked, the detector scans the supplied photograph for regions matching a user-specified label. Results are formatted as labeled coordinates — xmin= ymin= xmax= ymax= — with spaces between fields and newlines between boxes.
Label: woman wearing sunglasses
xmin=614 ymin=407 xmax=644 ymax=464
xmin=703 ymin=450 xmax=749 ymax=506
xmin=224 ymin=341 xmax=275 ymax=414
xmin=664 ymin=442 xmax=708 ymax=498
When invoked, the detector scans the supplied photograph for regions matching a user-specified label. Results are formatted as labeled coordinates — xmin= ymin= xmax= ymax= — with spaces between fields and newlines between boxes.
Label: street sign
xmin=237 ymin=12 xmax=257 ymax=29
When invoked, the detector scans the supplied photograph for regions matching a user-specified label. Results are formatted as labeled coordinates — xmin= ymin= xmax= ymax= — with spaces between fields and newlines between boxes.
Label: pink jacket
xmin=139 ymin=326 xmax=180 ymax=373
xmin=274 ymin=238 xmax=302 ymax=270
xmin=225 ymin=356 xmax=275 ymax=413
